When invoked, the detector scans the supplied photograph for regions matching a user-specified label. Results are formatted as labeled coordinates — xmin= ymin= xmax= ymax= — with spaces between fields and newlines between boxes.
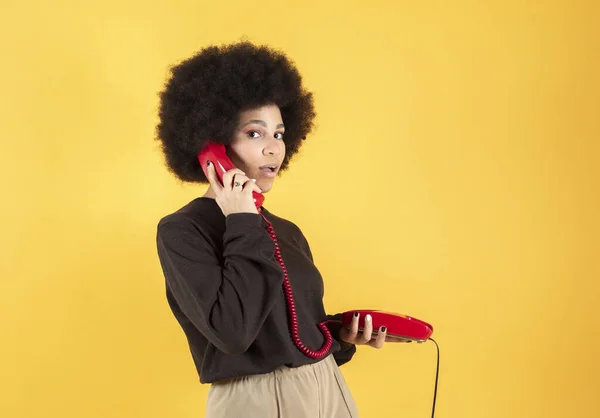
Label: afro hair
xmin=155 ymin=41 xmax=316 ymax=183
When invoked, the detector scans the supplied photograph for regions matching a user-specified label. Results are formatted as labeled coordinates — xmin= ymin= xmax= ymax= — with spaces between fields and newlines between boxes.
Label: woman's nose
xmin=263 ymin=138 xmax=280 ymax=155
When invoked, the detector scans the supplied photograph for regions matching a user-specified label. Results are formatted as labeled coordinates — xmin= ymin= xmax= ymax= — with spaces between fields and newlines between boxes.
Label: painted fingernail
xmin=381 ymin=326 xmax=386 ymax=332
xmin=354 ymin=312 xmax=359 ymax=317
xmin=252 ymin=178 xmax=256 ymax=182
xmin=365 ymin=314 xmax=372 ymax=322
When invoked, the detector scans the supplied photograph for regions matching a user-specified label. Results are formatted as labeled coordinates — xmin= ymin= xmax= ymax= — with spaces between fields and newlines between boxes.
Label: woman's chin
xmin=257 ymin=180 xmax=274 ymax=194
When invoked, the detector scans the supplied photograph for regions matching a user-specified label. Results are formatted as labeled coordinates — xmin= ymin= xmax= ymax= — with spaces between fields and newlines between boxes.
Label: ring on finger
xmin=234 ymin=181 xmax=241 ymax=187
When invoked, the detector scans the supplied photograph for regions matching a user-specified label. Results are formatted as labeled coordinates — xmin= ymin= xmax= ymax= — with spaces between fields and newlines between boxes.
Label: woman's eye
xmin=274 ymin=132 xmax=284 ymax=140
xmin=247 ymin=130 xmax=261 ymax=138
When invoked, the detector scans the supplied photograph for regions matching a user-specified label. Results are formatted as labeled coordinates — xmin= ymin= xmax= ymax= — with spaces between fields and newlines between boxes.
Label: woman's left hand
xmin=339 ymin=312 xmax=411 ymax=348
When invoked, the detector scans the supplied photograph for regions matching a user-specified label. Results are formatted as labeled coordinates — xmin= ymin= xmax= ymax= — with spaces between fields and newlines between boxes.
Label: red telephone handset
xmin=198 ymin=143 xmax=265 ymax=208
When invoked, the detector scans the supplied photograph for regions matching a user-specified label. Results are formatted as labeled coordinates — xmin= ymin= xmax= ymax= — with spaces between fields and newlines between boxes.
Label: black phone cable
xmin=429 ymin=338 xmax=440 ymax=418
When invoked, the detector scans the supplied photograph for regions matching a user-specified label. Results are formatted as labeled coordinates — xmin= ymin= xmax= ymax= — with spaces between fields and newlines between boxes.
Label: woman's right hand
xmin=206 ymin=161 xmax=262 ymax=216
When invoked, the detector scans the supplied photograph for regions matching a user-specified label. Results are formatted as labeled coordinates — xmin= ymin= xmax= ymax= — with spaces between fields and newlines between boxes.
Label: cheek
xmin=279 ymin=141 xmax=286 ymax=157
xmin=226 ymin=145 xmax=247 ymax=170
xmin=228 ymin=143 xmax=260 ymax=171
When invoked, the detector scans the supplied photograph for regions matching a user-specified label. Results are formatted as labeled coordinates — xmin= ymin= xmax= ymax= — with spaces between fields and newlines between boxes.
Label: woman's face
xmin=227 ymin=104 xmax=286 ymax=193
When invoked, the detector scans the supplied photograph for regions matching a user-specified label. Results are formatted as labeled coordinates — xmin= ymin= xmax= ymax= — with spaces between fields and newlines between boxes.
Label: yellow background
xmin=1 ymin=0 xmax=598 ymax=417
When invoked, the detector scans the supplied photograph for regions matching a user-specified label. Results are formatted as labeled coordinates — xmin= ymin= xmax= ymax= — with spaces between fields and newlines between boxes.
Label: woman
xmin=155 ymin=41 xmax=389 ymax=417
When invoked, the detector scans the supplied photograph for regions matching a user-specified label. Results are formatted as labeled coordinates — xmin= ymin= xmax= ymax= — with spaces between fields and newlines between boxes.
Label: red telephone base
xmin=340 ymin=310 xmax=433 ymax=343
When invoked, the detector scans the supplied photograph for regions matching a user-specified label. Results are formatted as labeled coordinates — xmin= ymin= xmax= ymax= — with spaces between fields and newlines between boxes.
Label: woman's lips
xmin=258 ymin=165 xmax=278 ymax=178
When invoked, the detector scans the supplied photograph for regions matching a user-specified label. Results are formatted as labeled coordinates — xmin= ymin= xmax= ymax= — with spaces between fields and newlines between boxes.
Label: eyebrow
xmin=243 ymin=120 xmax=285 ymax=129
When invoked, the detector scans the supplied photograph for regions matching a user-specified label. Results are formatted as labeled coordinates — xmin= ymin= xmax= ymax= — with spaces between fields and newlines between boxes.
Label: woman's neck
xmin=202 ymin=186 xmax=217 ymax=199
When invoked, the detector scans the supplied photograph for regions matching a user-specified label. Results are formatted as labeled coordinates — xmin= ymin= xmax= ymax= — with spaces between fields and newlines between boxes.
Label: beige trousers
xmin=205 ymin=355 xmax=359 ymax=418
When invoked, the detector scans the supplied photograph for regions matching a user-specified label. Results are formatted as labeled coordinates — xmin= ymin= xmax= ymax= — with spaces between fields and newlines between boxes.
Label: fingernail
xmin=365 ymin=314 xmax=372 ymax=322
xmin=354 ymin=312 xmax=359 ymax=317
xmin=381 ymin=326 xmax=386 ymax=332
xmin=252 ymin=178 xmax=256 ymax=182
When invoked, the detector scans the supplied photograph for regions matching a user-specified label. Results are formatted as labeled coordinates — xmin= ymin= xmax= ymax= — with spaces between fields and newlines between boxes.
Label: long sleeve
xmin=156 ymin=213 xmax=284 ymax=355
xmin=325 ymin=313 xmax=357 ymax=366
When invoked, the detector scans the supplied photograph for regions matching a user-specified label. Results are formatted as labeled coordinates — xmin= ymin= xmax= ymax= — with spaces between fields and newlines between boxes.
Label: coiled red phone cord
xmin=260 ymin=213 xmax=333 ymax=359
